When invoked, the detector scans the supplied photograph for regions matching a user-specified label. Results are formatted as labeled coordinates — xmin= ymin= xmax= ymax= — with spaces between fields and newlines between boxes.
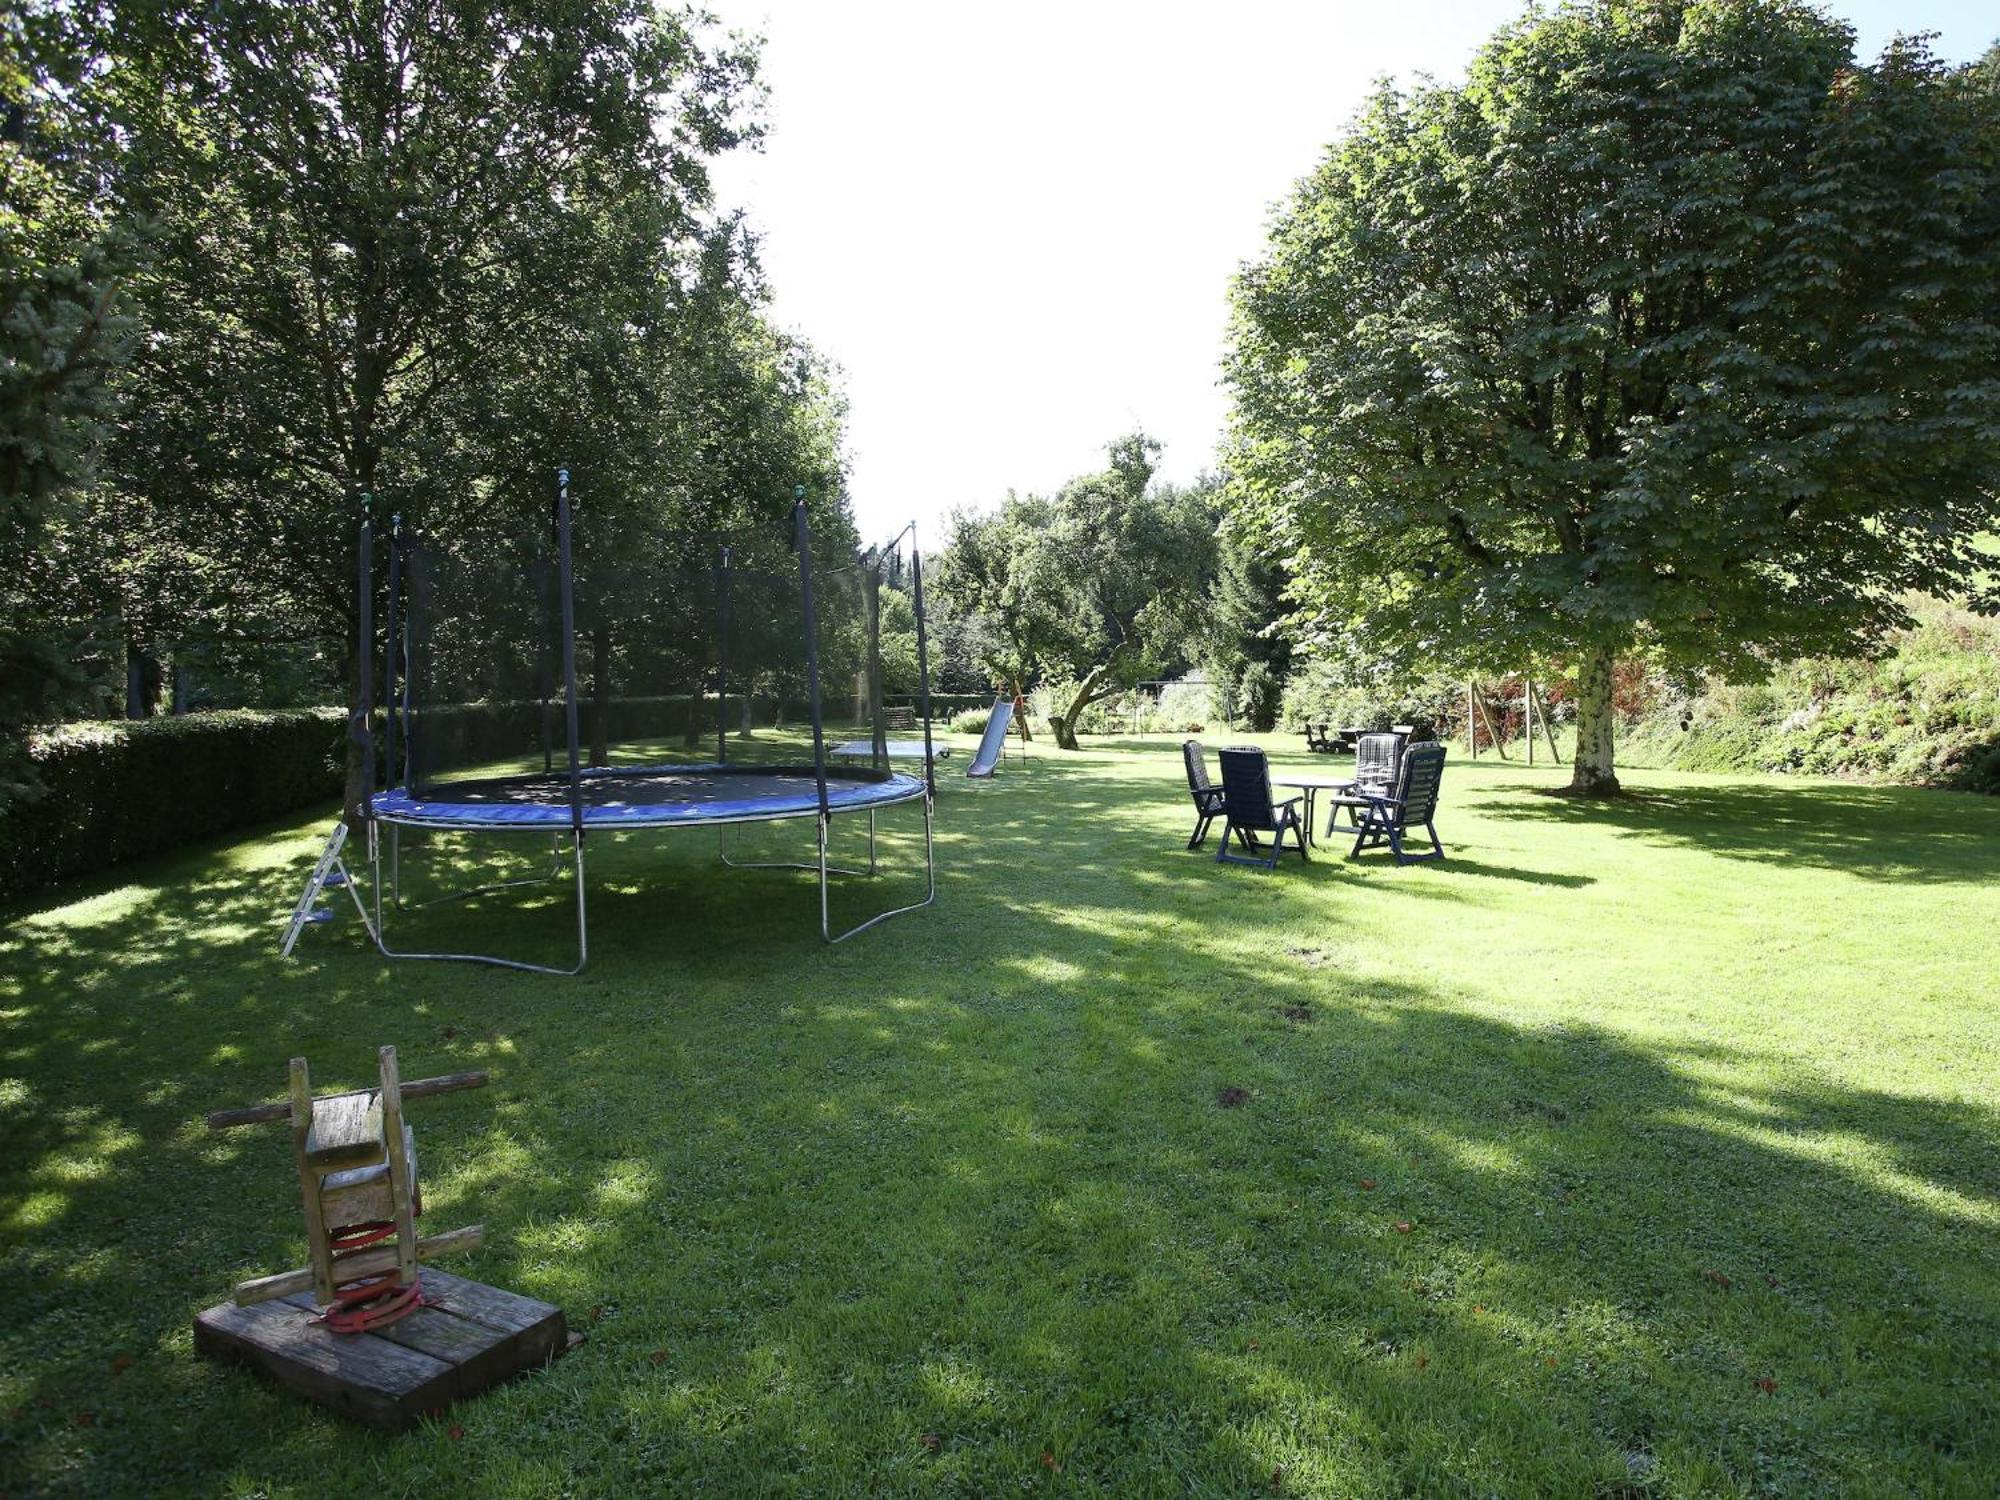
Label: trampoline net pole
xmin=717 ymin=545 xmax=731 ymax=765
xmin=911 ymin=537 xmax=936 ymax=800
xmin=539 ymin=511 xmax=555 ymax=777
xmin=383 ymin=519 xmax=404 ymax=792
xmin=557 ymin=469 xmax=583 ymax=834
xmin=794 ymin=492 xmax=830 ymax=818
xmin=356 ymin=502 xmax=374 ymax=815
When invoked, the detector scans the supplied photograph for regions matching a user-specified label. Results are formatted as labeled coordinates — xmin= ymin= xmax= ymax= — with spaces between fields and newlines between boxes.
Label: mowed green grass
xmin=2 ymin=736 xmax=1996 ymax=1497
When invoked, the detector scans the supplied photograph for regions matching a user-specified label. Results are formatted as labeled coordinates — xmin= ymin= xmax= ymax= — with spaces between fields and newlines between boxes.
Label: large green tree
xmin=1 ymin=8 xmax=138 ymax=795
xmin=96 ymin=0 xmax=762 ymax=813
xmin=1226 ymin=0 xmax=2000 ymax=795
xmin=936 ymin=435 xmax=1218 ymax=750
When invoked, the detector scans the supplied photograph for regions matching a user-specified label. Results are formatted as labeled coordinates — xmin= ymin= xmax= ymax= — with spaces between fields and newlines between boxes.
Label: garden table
xmin=1271 ymin=772 xmax=1360 ymax=848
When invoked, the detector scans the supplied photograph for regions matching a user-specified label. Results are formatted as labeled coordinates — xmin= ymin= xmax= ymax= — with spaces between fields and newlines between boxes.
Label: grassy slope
xmin=1619 ymin=598 xmax=2000 ymax=792
xmin=1 ymin=736 xmax=1996 ymax=1497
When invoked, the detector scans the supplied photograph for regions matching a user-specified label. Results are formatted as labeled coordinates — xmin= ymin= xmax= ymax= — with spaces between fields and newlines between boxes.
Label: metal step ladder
xmin=281 ymin=822 xmax=360 ymax=958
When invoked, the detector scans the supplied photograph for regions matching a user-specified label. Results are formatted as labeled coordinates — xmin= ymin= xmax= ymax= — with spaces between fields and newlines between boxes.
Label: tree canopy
xmin=934 ymin=435 xmax=1218 ymax=749
xmin=3 ymin=0 xmax=856 ymax=814
xmin=1226 ymin=0 xmax=2000 ymax=794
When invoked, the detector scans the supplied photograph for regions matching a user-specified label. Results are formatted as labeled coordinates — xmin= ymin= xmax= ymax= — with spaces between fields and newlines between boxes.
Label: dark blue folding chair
xmin=1348 ymin=743 xmax=1448 ymax=865
xmin=1216 ymin=746 xmax=1309 ymax=870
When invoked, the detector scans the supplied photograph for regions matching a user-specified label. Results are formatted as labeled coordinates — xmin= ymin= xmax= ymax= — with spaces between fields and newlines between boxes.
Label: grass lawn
xmin=2 ymin=736 xmax=1996 ymax=1497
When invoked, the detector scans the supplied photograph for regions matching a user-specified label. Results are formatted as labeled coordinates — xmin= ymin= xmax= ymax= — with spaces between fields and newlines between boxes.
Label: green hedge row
xmin=2 ymin=709 xmax=349 ymax=900
xmin=1 ymin=687 xmax=1017 ymax=901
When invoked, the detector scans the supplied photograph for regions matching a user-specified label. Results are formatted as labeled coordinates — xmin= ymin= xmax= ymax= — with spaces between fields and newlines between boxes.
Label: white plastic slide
xmin=965 ymin=694 xmax=1014 ymax=778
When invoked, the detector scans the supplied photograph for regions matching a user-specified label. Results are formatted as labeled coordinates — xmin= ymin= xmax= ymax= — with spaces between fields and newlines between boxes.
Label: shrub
xmin=950 ymin=707 xmax=991 ymax=736
xmin=1614 ymin=596 xmax=2000 ymax=792
xmin=1233 ymin=661 xmax=1282 ymax=731
xmin=1 ymin=709 xmax=349 ymax=899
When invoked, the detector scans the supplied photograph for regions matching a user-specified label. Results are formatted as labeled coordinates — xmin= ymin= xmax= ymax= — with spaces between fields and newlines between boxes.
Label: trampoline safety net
xmin=352 ymin=475 xmax=938 ymax=972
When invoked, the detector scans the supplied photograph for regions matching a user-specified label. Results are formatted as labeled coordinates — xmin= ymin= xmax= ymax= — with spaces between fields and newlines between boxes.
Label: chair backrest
xmin=1396 ymin=743 xmax=1447 ymax=824
xmin=1217 ymin=746 xmax=1277 ymax=828
xmin=1354 ymin=731 xmax=1408 ymax=791
xmin=1182 ymin=738 xmax=1214 ymax=800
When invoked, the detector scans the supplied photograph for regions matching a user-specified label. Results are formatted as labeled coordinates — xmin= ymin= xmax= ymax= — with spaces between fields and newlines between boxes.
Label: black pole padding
xmin=384 ymin=517 xmax=405 ymax=791
xmin=911 ymin=538 xmax=937 ymax=801
xmin=356 ymin=500 xmax=375 ymax=818
xmin=537 ymin=541 xmax=554 ymax=776
xmin=794 ymin=489 xmax=830 ymax=818
xmin=717 ymin=545 xmax=732 ymax=765
xmin=557 ymin=469 xmax=584 ymax=837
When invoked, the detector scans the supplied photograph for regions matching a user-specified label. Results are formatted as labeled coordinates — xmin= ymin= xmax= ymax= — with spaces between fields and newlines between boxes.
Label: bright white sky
xmin=705 ymin=1 xmax=1996 ymax=542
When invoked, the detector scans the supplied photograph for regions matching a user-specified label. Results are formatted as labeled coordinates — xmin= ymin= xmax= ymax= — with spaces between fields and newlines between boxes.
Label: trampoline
xmin=336 ymin=471 xmax=941 ymax=975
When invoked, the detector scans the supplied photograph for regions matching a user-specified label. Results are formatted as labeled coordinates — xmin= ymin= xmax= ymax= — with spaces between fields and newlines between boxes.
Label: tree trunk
xmin=588 ymin=626 xmax=610 ymax=767
xmin=1051 ymin=662 xmax=1116 ymax=751
xmin=124 ymin=641 xmax=159 ymax=719
xmin=682 ymin=676 xmax=703 ymax=748
xmin=1567 ymin=646 xmax=1620 ymax=796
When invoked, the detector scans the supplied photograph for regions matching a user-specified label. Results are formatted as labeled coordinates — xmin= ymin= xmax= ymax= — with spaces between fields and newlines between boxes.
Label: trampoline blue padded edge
xmin=370 ymin=765 xmax=926 ymax=830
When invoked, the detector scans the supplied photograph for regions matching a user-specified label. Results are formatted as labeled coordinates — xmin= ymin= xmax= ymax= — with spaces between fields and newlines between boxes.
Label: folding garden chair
xmin=1348 ymin=742 xmax=1448 ymax=865
xmin=1215 ymin=746 xmax=1309 ymax=870
xmin=1181 ymin=739 xmax=1226 ymax=850
xmin=1323 ymin=729 xmax=1409 ymax=835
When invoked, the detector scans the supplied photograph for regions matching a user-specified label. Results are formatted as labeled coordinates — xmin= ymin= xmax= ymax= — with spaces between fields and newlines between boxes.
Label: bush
xmin=1234 ymin=661 xmax=1282 ymax=732
xmin=950 ymin=707 xmax=991 ymax=736
xmin=1615 ymin=597 xmax=2000 ymax=792
xmin=1 ymin=709 xmax=349 ymax=899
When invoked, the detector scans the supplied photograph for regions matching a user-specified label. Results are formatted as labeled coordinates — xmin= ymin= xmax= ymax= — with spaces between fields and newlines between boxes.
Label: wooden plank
xmin=207 ymin=1072 xmax=489 ymax=1132
xmin=198 ymin=1273 xmax=569 ymax=1431
xmin=375 ymin=1280 xmax=566 ymax=1397
xmin=195 ymin=1297 xmax=455 ymax=1431
xmin=418 ymin=1267 xmax=563 ymax=1337
xmin=305 ymin=1089 xmax=384 ymax=1169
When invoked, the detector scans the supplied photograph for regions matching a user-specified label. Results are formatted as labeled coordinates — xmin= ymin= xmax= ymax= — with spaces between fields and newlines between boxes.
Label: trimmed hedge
xmin=0 ymin=688 xmax=1028 ymax=901
xmin=2 ymin=709 xmax=348 ymax=900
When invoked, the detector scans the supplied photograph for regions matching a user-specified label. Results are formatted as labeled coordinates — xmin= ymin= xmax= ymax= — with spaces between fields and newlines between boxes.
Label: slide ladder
xmin=281 ymin=822 xmax=365 ymax=957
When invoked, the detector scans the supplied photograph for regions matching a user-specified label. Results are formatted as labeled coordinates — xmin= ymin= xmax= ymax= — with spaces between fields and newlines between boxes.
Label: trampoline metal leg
xmin=366 ymin=824 xmax=589 ymax=976
xmin=391 ymin=825 xmax=568 ymax=911
xmin=823 ymin=792 xmax=937 ymax=944
xmin=718 ymin=818 xmax=870 ymax=878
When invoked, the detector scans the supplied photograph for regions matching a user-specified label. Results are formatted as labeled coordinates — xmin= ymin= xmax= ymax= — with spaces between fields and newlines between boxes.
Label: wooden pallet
xmin=194 ymin=1268 xmax=573 ymax=1431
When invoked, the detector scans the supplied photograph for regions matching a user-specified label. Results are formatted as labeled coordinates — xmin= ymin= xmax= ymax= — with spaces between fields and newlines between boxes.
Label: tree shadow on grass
xmin=1 ymin=759 xmax=1996 ymax=1495
xmin=1485 ymin=779 xmax=2000 ymax=885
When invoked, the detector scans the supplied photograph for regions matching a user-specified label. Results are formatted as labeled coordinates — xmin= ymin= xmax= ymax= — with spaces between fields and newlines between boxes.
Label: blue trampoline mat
xmin=371 ymin=764 xmax=924 ymax=829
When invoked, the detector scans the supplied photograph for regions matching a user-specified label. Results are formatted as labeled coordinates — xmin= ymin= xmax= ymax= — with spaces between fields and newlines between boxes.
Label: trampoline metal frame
xmin=359 ymin=785 xmax=934 ymax=974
